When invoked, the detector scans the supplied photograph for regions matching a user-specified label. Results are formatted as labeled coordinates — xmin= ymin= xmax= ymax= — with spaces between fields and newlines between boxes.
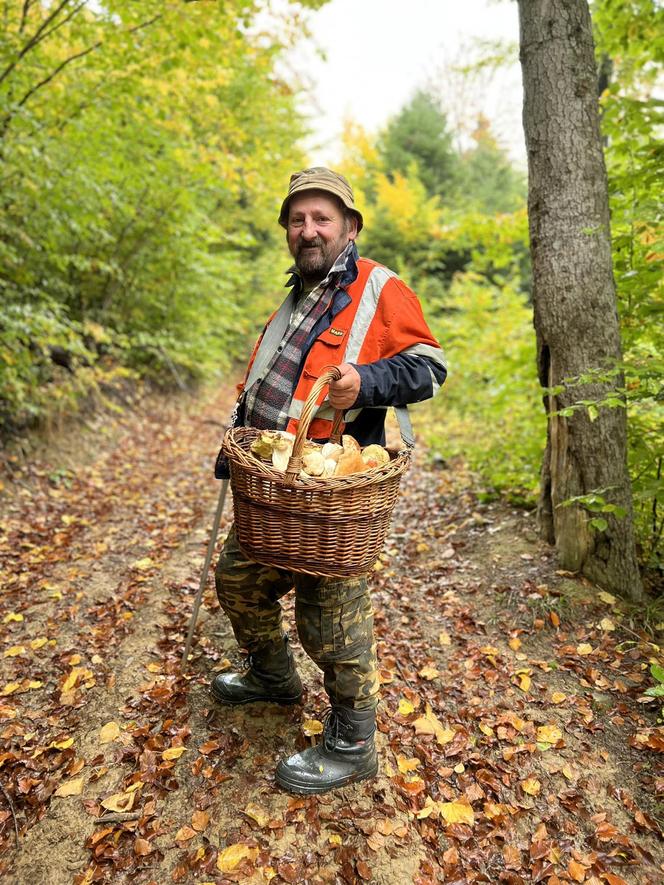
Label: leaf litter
xmin=0 ymin=387 xmax=662 ymax=883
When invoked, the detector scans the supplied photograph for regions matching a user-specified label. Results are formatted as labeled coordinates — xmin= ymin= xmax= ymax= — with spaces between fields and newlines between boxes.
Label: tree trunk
xmin=517 ymin=0 xmax=642 ymax=599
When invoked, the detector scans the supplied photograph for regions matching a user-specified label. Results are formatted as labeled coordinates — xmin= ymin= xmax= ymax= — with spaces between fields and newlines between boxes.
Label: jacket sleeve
xmin=353 ymin=352 xmax=446 ymax=407
xmin=350 ymin=274 xmax=447 ymax=408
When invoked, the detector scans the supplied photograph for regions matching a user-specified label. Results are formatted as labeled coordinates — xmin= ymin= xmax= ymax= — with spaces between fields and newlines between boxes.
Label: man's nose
xmin=301 ymin=218 xmax=318 ymax=240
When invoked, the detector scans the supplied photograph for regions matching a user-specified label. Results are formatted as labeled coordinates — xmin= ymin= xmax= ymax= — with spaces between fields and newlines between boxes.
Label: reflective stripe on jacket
xmin=238 ymin=256 xmax=446 ymax=442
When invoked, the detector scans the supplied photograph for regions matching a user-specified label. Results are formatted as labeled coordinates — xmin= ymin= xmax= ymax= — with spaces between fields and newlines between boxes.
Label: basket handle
xmin=284 ymin=366 xmax=343 ymax=483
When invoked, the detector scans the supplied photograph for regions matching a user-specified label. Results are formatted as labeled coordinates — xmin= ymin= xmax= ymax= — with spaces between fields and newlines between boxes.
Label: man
xmin=212 ymin=167 xmax=446 ymax=794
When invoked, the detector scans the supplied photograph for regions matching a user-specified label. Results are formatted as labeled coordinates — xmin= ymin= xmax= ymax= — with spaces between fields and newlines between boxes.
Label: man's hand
xmin=328 ymin=363 xmax=361 ymax=410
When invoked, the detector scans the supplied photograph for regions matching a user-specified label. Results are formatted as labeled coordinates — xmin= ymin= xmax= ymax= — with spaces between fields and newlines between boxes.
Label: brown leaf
xmin=175 ymin=825 xmax=196 ymax=842
xmin=567 ymin=859 xmax=586 ymax=882
xmin=191 ymin=810 xmax=209 ymax=832
xmin=503 ymin=844 xmax=522 ymax=870
xmin=357 ymin=860 xmax=372 ymax=880
xmin=134 ymin=837 xmax=152 ymax=856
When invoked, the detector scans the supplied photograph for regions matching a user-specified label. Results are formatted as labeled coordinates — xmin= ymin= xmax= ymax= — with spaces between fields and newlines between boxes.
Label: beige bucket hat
xmin=278 ymin=166 xmax=363 ymax=232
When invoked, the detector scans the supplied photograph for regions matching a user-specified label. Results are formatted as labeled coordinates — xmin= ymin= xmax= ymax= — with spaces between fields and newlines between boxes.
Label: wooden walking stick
xmin=181 ymin=479 xmax=229 ymax=668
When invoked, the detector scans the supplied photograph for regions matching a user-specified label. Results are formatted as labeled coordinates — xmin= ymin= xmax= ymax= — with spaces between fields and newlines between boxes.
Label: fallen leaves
xmin=301 ymin=718 xmax=323 ymax=737
xmin=99 ymin=721 xmax=121 ymax=744
xmin=162 ymin=746 xmax=186 ymax=760
xmin=54 ymin=777 xmax=84 ymax=797
xmin=411 ymin=703 xmax=455 ymax=746
xmin=537 ymin=724 xmax=563 ymax=745
xmin=216 ymin=843 xmax=258 ymax=872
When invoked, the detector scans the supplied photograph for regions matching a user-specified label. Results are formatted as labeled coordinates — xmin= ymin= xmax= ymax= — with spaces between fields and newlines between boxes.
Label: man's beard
xmin=294 ymin=238 xmax=342 ymax=283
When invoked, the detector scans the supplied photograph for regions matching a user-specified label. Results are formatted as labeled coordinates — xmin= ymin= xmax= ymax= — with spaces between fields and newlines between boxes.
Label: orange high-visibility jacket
xmin=236 ymin=255 xmax=446 ymax=442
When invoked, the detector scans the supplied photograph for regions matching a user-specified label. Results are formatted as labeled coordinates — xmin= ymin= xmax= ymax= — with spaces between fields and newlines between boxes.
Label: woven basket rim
xmin=223 ymin=425 xmax=410 ymax=490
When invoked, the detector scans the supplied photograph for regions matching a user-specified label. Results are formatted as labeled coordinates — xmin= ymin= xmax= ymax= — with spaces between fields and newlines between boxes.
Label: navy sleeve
xmin=352 ymin=354 xmax=447 ymax=408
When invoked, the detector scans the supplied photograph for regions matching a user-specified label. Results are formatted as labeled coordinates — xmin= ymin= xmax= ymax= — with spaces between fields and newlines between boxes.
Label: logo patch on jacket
xmin=329 ymin=327 xmax=345 ymax=337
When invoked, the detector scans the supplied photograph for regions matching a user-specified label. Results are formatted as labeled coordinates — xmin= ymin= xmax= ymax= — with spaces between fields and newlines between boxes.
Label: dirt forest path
xmin=0 ymin=384 xmax=662 ymax=885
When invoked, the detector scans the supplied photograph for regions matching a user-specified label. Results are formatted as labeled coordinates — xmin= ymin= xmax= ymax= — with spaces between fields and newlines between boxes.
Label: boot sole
xmin=210 ymin=686 xmax=303 ymax=706
xmin=275 ymin=761 xmax=379 ymax=795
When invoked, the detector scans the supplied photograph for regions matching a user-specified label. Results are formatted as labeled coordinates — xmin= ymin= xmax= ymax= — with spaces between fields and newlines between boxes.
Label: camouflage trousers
xmin=215 ymin=525 xmax=379 ymax=711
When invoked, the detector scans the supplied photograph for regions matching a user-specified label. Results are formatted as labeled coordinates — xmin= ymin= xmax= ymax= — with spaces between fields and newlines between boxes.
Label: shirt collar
xmin=285 ymin=241 xmax=359 ymax=295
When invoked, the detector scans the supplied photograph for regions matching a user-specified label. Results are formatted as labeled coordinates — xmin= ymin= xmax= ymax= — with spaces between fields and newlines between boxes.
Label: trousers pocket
xmin=296 ymin=592 xmax=373 ymax=662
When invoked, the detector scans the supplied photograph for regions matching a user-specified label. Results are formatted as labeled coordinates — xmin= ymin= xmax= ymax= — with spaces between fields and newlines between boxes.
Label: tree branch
xmin=17 ymin=40 xmax=102 ymax=111
xmin=19 ymin=0 xmax=33 ymax=34
xmin=0 ymin=0 xmax=76 ymax=88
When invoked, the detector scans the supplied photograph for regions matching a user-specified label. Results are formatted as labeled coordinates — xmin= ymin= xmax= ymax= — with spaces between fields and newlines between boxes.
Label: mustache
xmin=297 ymin=238 xmax=324 ymax=249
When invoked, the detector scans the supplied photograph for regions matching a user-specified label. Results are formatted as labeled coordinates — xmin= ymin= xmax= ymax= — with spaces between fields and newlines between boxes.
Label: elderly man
xmin=212 ymin=167 xmax=446 ymax=794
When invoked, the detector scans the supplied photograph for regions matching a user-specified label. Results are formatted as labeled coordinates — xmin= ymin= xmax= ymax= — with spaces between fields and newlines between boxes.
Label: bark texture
xmin=517 ymin=0 xmax=642 ymax=599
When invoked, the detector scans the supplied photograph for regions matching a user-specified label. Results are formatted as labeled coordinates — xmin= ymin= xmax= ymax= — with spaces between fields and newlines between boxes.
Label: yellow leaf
xmin=479 ymin=723 xmax=494 ymax=737
xmin=598 ymin=590 xmax=617 ymax=605
xmin=217 ymin=843 xmax=258 ymax=873
xmin=508 ymin=637 xmax=521 ymax=651
xmin=243 ymin=802 xmax=269 ymax=827
xmin=69 ymin=654 xmax=81 ymax=666
xmin=416 ymin=542 xmax=429 ymax=553
xmin=3 ymin=612 xmax=23 ymax=623
xmin=576 ymin=643 xmax=593 ymax=656
xmin=398 ymin=698 xmax=415 ymax=716
xmin=397 ymin=755 xmax=421 ymax=774
xmin=4 ymin=645 xmax=26 ymax=657
xmin=551 ymin=691 xmax=567 ymax=704
xmin=101 ymin=791 xmax=135 ymax=812
xmin=99 ymin=722 xmax=121 ymax=744
xmin=537 ymin=724 xmax=563 ymax=744
xmin=521 ymin=777 xmax=541 ymax=795
xmin=438 ymin=798 xmax=474 ymax=826
xmin=125 ymin=780 xmax=143 ymax=794
xmin=30 ymin=637 xmax=48 ymax=650
xmin=562 ymin=764 xmax=575 ymax=780
xmin=49 ymin=738 xmax=74 ymax=750
xmin=26 ymin=681 xmax=42 ymax=690
xmin=146 ymin=663 xmax=162 ymax=673
xmin=132 ymin=557 xmax=154 ymax=571
xmin=412 ymin=703 xmax=455 ymax=746
xmin=55 ymin=777 xmax=84 ymax=797
xmin=61 ymin=668 xmax=81 ymax=693
xmin=480 ymin=645 xmax=500 ymax=656
xmin=599 ymin=618 xmax=615 ymax=632
xmin=439 ymin=631 xmax=451 ymax=646
xmin=1 ymin=683 xmax=20 ymax=696
xmin=416 ymin=796 xmax=436 ymax=819
xmin=302 ymin=719 xmax=323 ymax=736
xmin=518 ymin=673 xmax=531 ymax=692
xmin=418 ymin=665 xmax=440 ymax=680
xmin=329 ymin=834 xmax=342 ymax=845
xmin=162 ymin=746 xmax=186 ymax=761
xmin=453 ymin=763 xmax=465 ymax=774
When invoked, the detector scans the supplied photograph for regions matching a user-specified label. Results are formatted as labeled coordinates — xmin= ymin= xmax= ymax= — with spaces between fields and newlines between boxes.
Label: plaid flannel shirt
xmin=243 ymin=242 xmax=356 ymax=431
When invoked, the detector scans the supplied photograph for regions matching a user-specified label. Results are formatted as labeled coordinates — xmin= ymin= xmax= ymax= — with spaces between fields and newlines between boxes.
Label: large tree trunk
xmin=517 ymin=0 xmax=642 ymax=599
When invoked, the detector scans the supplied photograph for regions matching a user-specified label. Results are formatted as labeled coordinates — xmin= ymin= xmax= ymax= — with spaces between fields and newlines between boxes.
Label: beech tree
xmin=517 ymin=0 xmax=643 ymax=598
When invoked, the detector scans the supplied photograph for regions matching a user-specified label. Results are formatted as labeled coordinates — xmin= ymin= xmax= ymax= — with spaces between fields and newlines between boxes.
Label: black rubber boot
xmin=275 ymin=706 xmax=378 ymax=794
xmin=210 ymin=636 xmax=303 ymax=705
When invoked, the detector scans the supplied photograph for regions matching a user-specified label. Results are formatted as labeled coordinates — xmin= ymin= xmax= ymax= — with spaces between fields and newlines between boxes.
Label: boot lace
xmin=321 ymin=707 xmax=351 ymax=750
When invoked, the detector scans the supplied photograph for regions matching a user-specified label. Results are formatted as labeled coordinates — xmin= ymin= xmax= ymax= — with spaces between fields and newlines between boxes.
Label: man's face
xmin=286 ymin=191 xmax=358 ymax=284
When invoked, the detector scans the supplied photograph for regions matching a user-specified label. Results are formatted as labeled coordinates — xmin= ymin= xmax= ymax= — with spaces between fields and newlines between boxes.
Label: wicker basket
xmin=222 ymin=367 xmax=411 ymax=577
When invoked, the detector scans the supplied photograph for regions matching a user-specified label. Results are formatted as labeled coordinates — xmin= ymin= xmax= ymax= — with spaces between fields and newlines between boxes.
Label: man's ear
xmin=347 ymin=216 xmax=359 ymax=242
